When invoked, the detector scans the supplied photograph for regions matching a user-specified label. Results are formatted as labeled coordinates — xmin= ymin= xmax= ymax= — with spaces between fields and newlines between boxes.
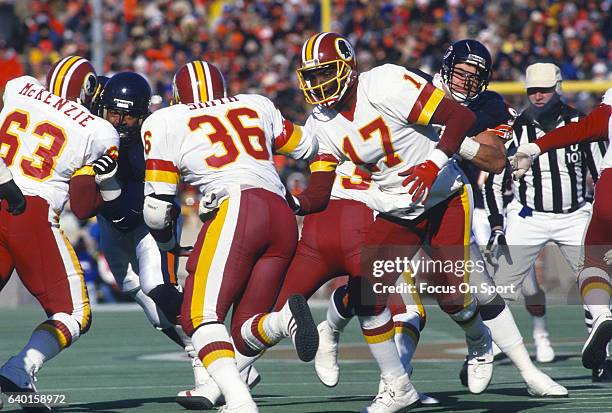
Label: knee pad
xmin=479 ymin=293 xmax=506 ymax=321
xmin=148 ymin=284 xmax=183 ymax=325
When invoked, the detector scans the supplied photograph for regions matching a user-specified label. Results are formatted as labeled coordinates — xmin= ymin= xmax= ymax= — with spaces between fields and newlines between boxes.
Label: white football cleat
xmin=534 ymin=333 xmax=555 ymax=363
xmin=418 ymin=393 xmax=440 ymax=405
xmin=315 ymin=321 xmax=340 ymax=387
xmin=176 ymin=356 xmax=219 ymax=410
xmin=362 ymin=373 xmax=420 ymax=413
xmin=466 ymin=327 xmax=494 ymax=394
xmin=217 ymin=400 xmax=259 ymax=413
xmin=582 ymin=313 xmax=612 ymax=369
xmin=523 ymin=369 xmax=568 ymax=397
xmin=0 ymin=356 xmax=51 ymax=413
xmin=176 ymin=358 xmax=260 ymax=409
xmin=376 ymin=376 xmax=438 ymax=406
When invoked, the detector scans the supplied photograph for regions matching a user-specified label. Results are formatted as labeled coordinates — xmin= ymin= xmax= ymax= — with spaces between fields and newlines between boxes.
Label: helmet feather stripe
xmin=186 ymin=63 xmax=200 ymax=103
xmin=194 ymin=61 xmax=208 ymax=103
xmin=53 ymin=56 xmax=80 ymax=96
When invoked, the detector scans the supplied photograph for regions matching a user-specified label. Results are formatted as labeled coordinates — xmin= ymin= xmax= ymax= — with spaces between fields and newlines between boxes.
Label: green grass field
xmin=1 ymin=304 xmax=611 ymax=413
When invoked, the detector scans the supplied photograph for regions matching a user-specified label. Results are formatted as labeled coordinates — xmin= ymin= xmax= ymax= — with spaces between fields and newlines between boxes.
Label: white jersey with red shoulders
xmin=143 ymin=94 xmax=316 ymax=198
xmin=601 ymin=88 xmax=612 ymax=170
xmin=308 ymin=63 xmax=467 ymax=219
xmin=0 ymin=76 xmax=119 ymax=214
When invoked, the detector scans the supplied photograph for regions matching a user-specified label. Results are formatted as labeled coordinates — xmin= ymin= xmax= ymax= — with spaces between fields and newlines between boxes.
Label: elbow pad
xmin=143 ymin=195 xmax=175 ymax=230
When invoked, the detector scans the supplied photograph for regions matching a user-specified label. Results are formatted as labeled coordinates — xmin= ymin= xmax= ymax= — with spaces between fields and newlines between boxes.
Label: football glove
xmin=0 ymin=179 xmax=26 ymax=215
xmin=198 ymin=188 xmax=229 ymax=221
xmin=93 ymin=154 xmax=121 ymax=201
xmin=485 ymin=227 xmax=510 ymax=266
xmin=399 ymin=160 xmax=440 ymax=203
xmin=509 ymin=143 xmax=541 ymax=181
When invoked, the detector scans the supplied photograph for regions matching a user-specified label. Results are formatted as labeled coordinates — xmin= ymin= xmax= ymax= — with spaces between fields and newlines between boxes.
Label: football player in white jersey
xmin=512 ymin=88 xmax=612 ymax=375
xmin=315 ymin=39 xmax=566 ymax=400
xmin=284 ymin=32 xmax=494 ymax=412
xmin=142 ymin=61 xmax=319 ymax=413
xmin=0 ymin=56 xmax=119 ymax=412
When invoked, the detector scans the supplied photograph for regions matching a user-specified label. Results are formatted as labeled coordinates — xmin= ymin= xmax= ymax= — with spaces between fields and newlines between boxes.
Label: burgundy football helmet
xmin=172 ymin=60 xmax=226 ymax=104
xmin=46 ymin=55 xmax=97 ymax=106
xmin=297 ymin=32 xmax=357 ymax=108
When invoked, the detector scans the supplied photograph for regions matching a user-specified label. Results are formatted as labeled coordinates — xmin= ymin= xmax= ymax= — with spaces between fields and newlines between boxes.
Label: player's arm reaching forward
xmin=511 ymin=92 xmax=611 ymax=179
xmin=272 ymin=115 xmax=318 ymax=161
xmin=373 ymin=67 xmax=476 ymax=203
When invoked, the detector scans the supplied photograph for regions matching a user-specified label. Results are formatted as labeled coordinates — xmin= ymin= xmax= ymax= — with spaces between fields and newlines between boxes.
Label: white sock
xmin=15 ymin=330 xmax=61 ymax=374
xmin=484 ymin=305 xmax=538 ymax=376
xmin=392 ymin=311 xmax=422 ymax=376
xmin=15 ymin=314 xmax=81 ymax=375
xmin=579 ymin=268 xmax=612 ymax=321
xmin=192 ymin=323 xmax=252 ymax=407
xmin=327 ymin=286 xmax=352 ymax=332
xmin=359 ymin=309 xmax=404 ymax=379
xmin=240 ymin=305 xmax=290 ymax=353
xmin=532 ymin=315 xmax=549 ymax=338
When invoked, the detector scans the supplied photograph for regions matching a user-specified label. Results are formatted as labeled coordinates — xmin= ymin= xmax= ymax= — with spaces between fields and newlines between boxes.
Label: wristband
xmin=458 ymin=137 xmax=480 ymax=161
xmin=427 ymin=148 xmax=450 ymax=169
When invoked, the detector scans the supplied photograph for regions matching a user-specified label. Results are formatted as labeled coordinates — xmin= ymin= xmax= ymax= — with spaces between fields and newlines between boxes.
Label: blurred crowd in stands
xmin=0 ymin=0 xmax=609 ymax=301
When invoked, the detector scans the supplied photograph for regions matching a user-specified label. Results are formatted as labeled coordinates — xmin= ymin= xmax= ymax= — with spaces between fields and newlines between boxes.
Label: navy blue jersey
xmin=466 ymin=90 xmax=514 ymax=137
xmin=99 ymin=135 xmax=146 ymax=231
xmin=462 ymin=90 xmax=515 ymax=208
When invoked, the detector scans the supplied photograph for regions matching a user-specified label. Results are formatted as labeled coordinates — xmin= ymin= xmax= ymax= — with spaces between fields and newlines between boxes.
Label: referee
xmin=484 ymin=63 xmax=609 ymax=380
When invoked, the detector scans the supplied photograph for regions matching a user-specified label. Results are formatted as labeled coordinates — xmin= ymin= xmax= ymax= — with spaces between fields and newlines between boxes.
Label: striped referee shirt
xmin=484 ymin=102 xmax=608 ymax=228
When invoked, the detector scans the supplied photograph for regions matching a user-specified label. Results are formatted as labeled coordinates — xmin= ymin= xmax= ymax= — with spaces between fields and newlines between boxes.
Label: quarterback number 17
xmin=343 ymin=116 xmax=401 ymax=168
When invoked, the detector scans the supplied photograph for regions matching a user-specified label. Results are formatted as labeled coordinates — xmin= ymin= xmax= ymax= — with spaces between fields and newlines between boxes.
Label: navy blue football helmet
xmin=441 ymin=39 xmax=492 ymax=102
xmin=99 ymin=72 xmax=151 ymax=138
xmin=89 ymin=75 xmax=109 ymax=115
